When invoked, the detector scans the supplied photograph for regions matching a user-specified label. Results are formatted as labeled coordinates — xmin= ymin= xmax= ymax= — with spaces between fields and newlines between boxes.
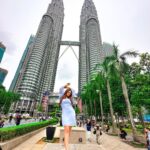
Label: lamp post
xmin=96 ymin=89 xmax=104 ymax=128
xmin=82 ymin=91 xmax=87 ymax=117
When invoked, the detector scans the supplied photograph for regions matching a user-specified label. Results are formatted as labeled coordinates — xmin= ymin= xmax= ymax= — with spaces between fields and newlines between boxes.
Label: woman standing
xmin=59 ymin=83 xmax=76 ymax=150
xmin=145 ymin=128 xmax=150 ymax=150
xmin=86 ymin=119 xmax=92 ymax=142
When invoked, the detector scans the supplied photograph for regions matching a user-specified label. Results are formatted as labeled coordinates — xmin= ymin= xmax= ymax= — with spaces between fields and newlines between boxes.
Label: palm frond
xmin=112 ymin=43 xmax=119 ymax=58
xmin=104 ymin=56 xmax=115 ymax=63
xmin=120 ymin=61 xmax=130 ymax=73
xmin=94 ymin=63 xmax=102 ymax=70
xmin=120 ymin=50 xmax=139 ymax=59
xmin=103 ymin=56 xmax=115 ymax=72
xmin=108 ymin=62 xmax=119 ymax=78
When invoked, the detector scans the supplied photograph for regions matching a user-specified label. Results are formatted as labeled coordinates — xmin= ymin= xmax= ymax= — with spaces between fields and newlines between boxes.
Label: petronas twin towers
xmin=10 ymin=0 xmax=104 ymax=113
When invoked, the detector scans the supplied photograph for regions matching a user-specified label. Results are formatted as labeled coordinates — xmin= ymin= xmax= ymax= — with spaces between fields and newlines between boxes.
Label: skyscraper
xmin=10 ymin=0 xmax=64 ymax=113
xmin=103 ymin=42 xmax=114 ymax=57
xmin=79 ymin=0 xmax=104 ymax=92
xmin=10 ymin=0 xmax=104 ymax=113
xmin=0 ymin=42 xmax=8 ymax=85
xmin=9 ymin=35 xmax=35 ymax=92
xmin=0 ymin=42 xmax=6 ymax=63
xmin=0 ymin=68 xmax=8 ymax=85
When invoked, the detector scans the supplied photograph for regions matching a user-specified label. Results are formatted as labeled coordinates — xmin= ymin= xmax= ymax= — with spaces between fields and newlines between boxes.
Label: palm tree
xmin=82 ymin=83 xmax=93 ymax=116
xmin=80 ymin=89 xmax=88 ymax=116
xmin=81 ymin=79 xmax=101 ymax=118
xmin=111 ymin=44 xmax=138 ymax=139
xmin=95 ymin=57 xmax=117 ymax=134
xmin=91 ymin=72 xmax=105 ymax=128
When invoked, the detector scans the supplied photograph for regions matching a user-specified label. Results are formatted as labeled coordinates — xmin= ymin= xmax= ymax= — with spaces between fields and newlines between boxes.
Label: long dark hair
xmin=61 ymin=88 xmax=72 ymax=99
xmin=59 ymin=88 xmax=74 ymax=106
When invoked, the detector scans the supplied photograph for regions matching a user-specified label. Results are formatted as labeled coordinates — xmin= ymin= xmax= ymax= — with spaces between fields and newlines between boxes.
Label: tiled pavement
xmin=43 ymin=143 xmax=104 ymax=150
xmin=13 ymin=128 xmax=146 ymax=150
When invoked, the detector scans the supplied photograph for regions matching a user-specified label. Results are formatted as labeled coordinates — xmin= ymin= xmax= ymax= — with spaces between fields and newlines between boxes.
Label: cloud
xmin=1 ymin=0 xmax=150 ymax=93
xmin=54 ymin=46 xmax=79 ymax=92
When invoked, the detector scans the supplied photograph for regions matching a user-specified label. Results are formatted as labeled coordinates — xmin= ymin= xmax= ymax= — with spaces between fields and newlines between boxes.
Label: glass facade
xmin=9 ymin=0 xmax=64 ymax=114
xmin=0 ymin=68 xmax=8 ymax=85
xmin=9 ymin=35 xmax=35 ymax=91
xmin=102 ymin=42 xmax=114 ymax=57
xmin=79 ymin=0 xmax=103 ymax=91
xmin=0 ymin=42 xmax=6 ymax=63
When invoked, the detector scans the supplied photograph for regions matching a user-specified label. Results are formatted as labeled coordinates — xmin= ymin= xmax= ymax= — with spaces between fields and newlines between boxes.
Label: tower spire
xmin=81 ymin=0 xmax=97 ymax=19
xmin=79 ymin=0 xmax=103 ymax=92
xmin=51 ymin=0 xmax=64 ymax=7
xmin=46 ymin=0 xmax=64 ymax=16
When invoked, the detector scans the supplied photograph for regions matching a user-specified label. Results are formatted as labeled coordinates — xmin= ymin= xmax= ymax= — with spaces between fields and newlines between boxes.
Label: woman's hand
xmin=64 ymin=83 xmax=70 ymax=88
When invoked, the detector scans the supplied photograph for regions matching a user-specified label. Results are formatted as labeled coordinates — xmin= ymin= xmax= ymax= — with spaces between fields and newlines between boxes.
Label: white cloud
xmin=0 ymin=0 xmax=150 ymax=93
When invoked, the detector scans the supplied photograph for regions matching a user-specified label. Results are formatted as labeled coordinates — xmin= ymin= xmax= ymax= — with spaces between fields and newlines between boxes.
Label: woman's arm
xmin=59 ymin=86 xmax=64 ymax=106
xmin=59 ymin=86 xmax=64 ymax=98
xmin=59 ymin=83 xmax=70 ymax=99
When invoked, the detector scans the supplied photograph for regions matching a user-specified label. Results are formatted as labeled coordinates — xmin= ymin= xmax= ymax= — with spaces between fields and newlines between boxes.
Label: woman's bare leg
xmin=64 ymin=126 xmax=69 ymax=150
xmin=69 ymin=126 xmax=72 ymax=137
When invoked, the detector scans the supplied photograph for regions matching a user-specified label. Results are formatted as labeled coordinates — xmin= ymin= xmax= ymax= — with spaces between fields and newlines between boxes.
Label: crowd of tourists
xmin=0 ymin=113 xmax=53 ymax=128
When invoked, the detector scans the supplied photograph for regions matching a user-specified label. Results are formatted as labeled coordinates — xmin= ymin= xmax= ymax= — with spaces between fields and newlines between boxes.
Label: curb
xmin=0 ymin=127 xmax=46 ymax=150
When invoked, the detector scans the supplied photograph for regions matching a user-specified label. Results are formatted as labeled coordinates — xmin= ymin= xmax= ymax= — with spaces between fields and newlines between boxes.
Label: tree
xmin=91 ymin=72 xmax=105 ymax=127
xmin=81 ymin=83 xmax=93 ymax=116
xmin=2 ymin=92 xmax=21 ymax=114
xmin=95 ymin=57 xmax=118 ymax=134
xmin=0 ymin=85 xmax=5 ymax=91
xmin=140 ymin=52 xmax=150 ymax=73
xmin=129 ymin=55 xmax=150 ymax=129
xmin=0 ymin=86 xmax=21 ymax=114
xmin=110 ymin=77 xmax=127 ymax=126
xmin=110 ymin=44 xmax=138 ymax=139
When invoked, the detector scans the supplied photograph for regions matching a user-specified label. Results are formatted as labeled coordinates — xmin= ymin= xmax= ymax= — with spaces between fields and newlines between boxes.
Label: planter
xmin=46 ymin=126 xmax=56 ymax=140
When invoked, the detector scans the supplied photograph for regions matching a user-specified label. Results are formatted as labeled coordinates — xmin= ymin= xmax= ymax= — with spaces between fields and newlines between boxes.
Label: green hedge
xmin=0 ymin=118 xmax=58 ymax=142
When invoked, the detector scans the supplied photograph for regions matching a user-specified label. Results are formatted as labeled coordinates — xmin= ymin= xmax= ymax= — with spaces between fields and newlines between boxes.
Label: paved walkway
xmin=3 ymin=118 xmax=40 ymax=128
xmin=13 ymin=128 xmax=146 ymax=150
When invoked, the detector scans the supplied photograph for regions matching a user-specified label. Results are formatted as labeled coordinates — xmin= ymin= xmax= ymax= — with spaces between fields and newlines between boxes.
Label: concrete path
xmin=3 ymin=118 xmax=40 ymax=128
xmin=13 ymin=128 xmax=146 ymax=150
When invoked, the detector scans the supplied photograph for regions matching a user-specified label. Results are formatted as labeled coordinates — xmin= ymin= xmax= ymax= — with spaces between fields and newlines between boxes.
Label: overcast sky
xmin=0 ymin=0 xmax=150 ymax=93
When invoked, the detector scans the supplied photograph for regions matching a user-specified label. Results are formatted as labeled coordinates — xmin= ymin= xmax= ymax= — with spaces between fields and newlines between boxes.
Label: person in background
xmin=0 ymin=119 xmax=4 ymax=128
xmin=86 ymin=119 xmax=92 ymax=142
xmin=15 ymin=114 xmax=22 ymax=126
xmin=119 ymin=128 xmax=127 ymax=140
xmin=9 ymin=114 xmax=13 ymax=123
xmin=145 ymin=128 xmax=150 ymax=150
xmin=93 ymin=124 xmax=102 ymax=144
xmin=105 ymin=124 xmax=110 ymax=133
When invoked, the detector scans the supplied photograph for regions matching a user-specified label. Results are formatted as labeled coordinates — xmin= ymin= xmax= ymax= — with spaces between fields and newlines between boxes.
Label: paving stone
xmin=12 ymin=128 xmax=146 ymax=150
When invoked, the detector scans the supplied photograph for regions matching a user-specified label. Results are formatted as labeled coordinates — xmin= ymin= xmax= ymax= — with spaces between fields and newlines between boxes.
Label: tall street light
xmin=81 ymin=90 xmax=88 ymax=117
xmin=96 ymin=89 xmax=104 ymax=128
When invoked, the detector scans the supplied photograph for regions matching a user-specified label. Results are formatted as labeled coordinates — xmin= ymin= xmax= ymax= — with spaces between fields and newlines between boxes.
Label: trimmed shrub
xmin=0 ymin=118 xmax=58 ymax=142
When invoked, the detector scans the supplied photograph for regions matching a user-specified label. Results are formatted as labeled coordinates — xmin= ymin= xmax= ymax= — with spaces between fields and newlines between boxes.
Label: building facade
xmin=0 ymin=68 xmax=8 ymax=85
xmin=10 ymin=0 xmax=64 ymax=113
xmin=102 ymin=42 xmax=114 ymax=57
xmin=9 ymin=35 xmax=35 ymax=92
xmin=0 ymin=42 xmax=6 ymax=63
xmin=10 ymin=0 xmax=104 ymax=114
xmin=0 ymin=42 xmax=8 ymax=85
xmin=79 ymin=0 xmax=104 ymax=92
